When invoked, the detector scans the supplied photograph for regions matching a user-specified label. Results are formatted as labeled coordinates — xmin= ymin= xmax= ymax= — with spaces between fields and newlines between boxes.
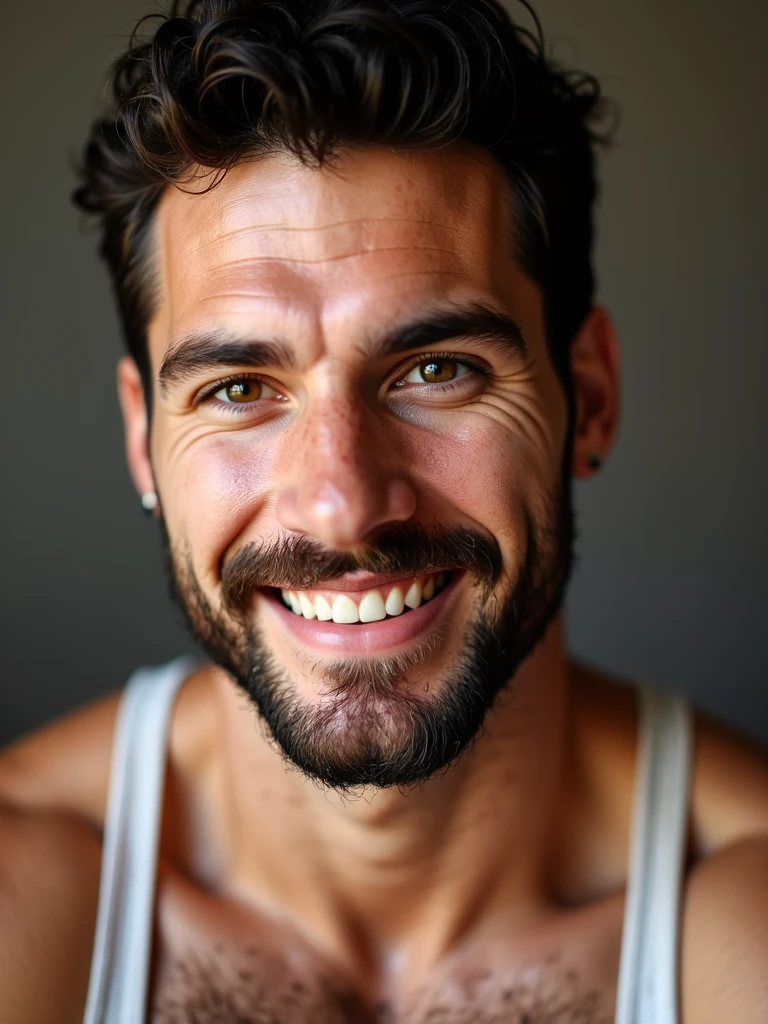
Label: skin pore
xmin=116 ymin=144 xmax=621 ymax=1016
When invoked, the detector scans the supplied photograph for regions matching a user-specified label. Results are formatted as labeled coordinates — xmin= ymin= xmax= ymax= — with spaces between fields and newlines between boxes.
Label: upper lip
xmin=266 ymin=569 xmax=453 ymax=593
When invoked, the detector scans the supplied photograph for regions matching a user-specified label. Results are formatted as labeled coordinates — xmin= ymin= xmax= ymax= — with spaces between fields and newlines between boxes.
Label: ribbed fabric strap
xmin=82 ymin=657 xmax=197 ymax=1024
xmin=614 ymin=685 xmax=694 ymax=1024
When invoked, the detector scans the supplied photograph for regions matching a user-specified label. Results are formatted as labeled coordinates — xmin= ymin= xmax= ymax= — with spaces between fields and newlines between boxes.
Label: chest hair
xmin=152 ymin=948 xmax=612 ymax=1024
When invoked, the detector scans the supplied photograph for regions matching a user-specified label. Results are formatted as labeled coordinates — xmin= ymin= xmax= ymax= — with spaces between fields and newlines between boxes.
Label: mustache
xmin=222 ymin=523 xmax=502 ymax=611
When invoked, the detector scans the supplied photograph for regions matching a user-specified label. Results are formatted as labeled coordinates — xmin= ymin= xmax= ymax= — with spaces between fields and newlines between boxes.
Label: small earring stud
xmin=140 ymin=491 xmax=158 ymax=514
xmin=587 ymin=452 xmax=603 ymax=472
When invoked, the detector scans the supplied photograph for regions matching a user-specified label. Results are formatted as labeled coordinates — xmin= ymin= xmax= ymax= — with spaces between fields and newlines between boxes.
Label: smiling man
xmin=1 ymin=1 xmax=767 ymax=1022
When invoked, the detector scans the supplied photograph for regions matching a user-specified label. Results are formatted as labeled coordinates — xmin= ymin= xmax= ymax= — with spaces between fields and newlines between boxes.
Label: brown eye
xmin=397 ymin=357 xmax=473 ymax=389
xmin=225 ymin=380 xmax=261 ymax=402
xmin=212 ymin=379 xmax=269 ymax=404
xmin=421 ymin=360 xmax=457 ymax=383
xmin=418 ymin=360 xmax=457 ymax=384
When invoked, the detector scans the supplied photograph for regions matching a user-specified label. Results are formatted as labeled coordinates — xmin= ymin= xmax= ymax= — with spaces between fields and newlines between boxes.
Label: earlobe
xmin=116 ymin=357 xmax=156 ymax=503
xmin=570 ymin=306 xmax=621 ymax=479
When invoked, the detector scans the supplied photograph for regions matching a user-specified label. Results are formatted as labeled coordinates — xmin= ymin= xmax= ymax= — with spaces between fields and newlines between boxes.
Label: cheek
xmin=168 ymin=435 xmax=280 ymax=576
xmin=399 ymin=413 xmax=562 ymax=570
xmin=410 ymin=410 xmax=557 ymax=494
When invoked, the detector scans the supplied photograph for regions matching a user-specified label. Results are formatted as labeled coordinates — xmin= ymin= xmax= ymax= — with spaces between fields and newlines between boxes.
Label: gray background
xmin=1 ymin=0 xmax=766 ymax=747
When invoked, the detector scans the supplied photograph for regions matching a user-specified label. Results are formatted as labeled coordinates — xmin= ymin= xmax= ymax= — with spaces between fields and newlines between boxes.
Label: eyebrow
xmin=159 ymin=335 xmax=296 ymax=393
xmin=158 ymin=301 xmax=528 ymax=393
xmin=361 ymin=301 xmax=528 ymax=363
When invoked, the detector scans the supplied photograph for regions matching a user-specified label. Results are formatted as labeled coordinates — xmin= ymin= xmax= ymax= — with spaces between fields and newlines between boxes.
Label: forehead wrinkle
xmin=192 ymin=215 xmax=459 ymax=256
xmin=183 ymin=272 xmax=470 ymax=331
xmin=207 ymin=244 xmax=459 ymax=270
xmin=348 ymin=269 xmax=461 ymax=284
xmin=199 ymin=245 xmax=467 ymax=317
xmin=183 ymin=291 xmax=307 ymax=302
xmin=197 ymin=218 xmax=462 ymax=266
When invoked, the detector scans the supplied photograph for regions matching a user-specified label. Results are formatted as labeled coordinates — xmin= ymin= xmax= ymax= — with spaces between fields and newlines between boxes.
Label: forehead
xmin=150 ymin=145 xmax=516 ymax=357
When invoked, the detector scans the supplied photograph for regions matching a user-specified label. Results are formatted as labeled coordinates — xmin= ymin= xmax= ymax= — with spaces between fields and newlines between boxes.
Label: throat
xmin=208 ymin=634 xmax=570 ymax=959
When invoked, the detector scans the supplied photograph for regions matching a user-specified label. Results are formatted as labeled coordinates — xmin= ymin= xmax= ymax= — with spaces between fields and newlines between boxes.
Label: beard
xmin=162 ymin=481 xmax=574 ymax=791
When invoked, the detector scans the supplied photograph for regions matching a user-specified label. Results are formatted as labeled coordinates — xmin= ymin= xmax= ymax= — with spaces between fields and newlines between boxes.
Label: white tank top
xmin=82 ymin=658 xmax=693 ymax=1023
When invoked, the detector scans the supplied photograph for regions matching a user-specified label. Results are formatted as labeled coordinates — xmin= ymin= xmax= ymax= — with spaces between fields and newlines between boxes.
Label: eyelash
xmin=393 ymin=352 xmax=489 ymax=390
xmin=194 ymin=373 xmax=282 ymax=413
xmin=194 ymin=352 xmax=488 ymax=411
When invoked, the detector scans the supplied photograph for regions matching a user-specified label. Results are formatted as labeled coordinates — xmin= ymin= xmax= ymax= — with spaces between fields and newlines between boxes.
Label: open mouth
xmin=278 ymin=571 xmax=451 ymax=624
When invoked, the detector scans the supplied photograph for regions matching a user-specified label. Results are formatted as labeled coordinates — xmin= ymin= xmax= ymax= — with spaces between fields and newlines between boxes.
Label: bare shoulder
xmin=571 ymin=662 xmax=768 ymax=849
xmin=0 ymin=690 xmax=122 ymax=826
xmin=0 ymin=802 xmax=101 ymax=1023
xmin=681 ymin=836 xmax=768 ymax=1023
xmin=0 ymin=663 xmax=216 ymax=828
xmin=681 ymin=710 xmax=768 ymax=1019
xmin=690 ymin=709 xmax=768 ymax=852
xmin=0 ymin=697 xmax=120 ymax=1021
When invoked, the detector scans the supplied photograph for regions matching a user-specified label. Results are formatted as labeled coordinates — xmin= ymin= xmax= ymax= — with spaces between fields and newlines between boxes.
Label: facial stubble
xmin=162 ymin=489 xmax=574 ymax=790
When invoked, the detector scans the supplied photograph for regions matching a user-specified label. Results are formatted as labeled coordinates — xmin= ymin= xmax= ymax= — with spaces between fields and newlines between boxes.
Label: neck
xmin=207 ymin=617 xmax=570 ymax=982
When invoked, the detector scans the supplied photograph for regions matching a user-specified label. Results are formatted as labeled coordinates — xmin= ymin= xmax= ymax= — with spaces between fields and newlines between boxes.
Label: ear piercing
xmin=587 ymin=452 xmax=603 ymax=472
xmin=140 ymin=490 xmax=158 ymax=515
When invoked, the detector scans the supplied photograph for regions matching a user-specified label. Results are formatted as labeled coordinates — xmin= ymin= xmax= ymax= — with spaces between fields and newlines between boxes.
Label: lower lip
xmin=261 ymin=574 xmax=463 ymax=655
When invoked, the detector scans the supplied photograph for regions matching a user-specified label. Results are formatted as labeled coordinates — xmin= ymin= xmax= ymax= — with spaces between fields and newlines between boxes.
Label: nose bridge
xmin=276 ymin=384 xmax=416 ymax=547
xmin=302 ymin=387 xmax=388 ymax=518
xmin=311 ymin=391 xmax=368 ymax=476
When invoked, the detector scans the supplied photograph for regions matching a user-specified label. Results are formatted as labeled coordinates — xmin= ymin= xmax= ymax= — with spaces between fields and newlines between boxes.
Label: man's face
xmin=137 ymin=146 xmax=573 ymax=788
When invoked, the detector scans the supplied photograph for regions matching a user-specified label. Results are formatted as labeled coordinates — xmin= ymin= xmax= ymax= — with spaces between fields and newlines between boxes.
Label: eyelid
xmin=391 ymin=351 xmax=489 ymax=388
xmin=194 ymin=372 xmax=283 ymax=405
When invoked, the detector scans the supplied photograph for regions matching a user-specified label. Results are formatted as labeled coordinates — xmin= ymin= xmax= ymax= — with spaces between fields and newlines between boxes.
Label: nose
xmin=274 ymin=396 xmax=417 ymax=550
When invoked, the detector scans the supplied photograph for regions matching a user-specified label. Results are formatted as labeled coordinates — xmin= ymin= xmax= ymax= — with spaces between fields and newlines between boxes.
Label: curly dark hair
xmin=74 ymin=0 xmax=610 ymax=396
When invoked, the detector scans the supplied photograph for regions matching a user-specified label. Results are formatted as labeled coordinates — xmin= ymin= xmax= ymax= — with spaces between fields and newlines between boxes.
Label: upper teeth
xmin=281 ymin=572 xmax=447 ymax=623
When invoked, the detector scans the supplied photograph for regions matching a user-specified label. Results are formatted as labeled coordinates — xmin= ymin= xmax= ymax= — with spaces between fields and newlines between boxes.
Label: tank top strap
xmin=614 ymin=684 xmax=694 ymax=1024
xmin=82 ymin=656 xmax=198 ymax=1024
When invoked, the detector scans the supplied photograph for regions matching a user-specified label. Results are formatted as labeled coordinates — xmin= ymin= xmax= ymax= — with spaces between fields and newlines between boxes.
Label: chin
xmin=234 ymin=614 xmax=513 ymax=790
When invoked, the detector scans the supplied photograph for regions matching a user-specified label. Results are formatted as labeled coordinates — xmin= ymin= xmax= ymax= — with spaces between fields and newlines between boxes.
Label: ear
xmin=116 ymin=357 xmax=156 ymax=500
xmin=569 ymin=307 xmax=621 ymax=479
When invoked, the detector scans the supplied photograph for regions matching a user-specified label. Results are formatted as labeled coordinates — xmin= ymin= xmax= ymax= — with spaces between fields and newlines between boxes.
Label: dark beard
xmin=162 ymin=491 xmax=574 ymax=791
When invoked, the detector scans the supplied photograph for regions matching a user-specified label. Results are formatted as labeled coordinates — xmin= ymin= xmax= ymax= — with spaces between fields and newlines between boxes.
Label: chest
xmin=152 ymin=962 xmax=614 ymax=1023
xmin=150 ymin=882 xmax=621 ymax=1024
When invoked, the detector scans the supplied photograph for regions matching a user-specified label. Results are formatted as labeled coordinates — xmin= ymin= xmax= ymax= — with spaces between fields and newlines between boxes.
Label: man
xmin=1 ymin=0 xmax=766 ymax=1020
